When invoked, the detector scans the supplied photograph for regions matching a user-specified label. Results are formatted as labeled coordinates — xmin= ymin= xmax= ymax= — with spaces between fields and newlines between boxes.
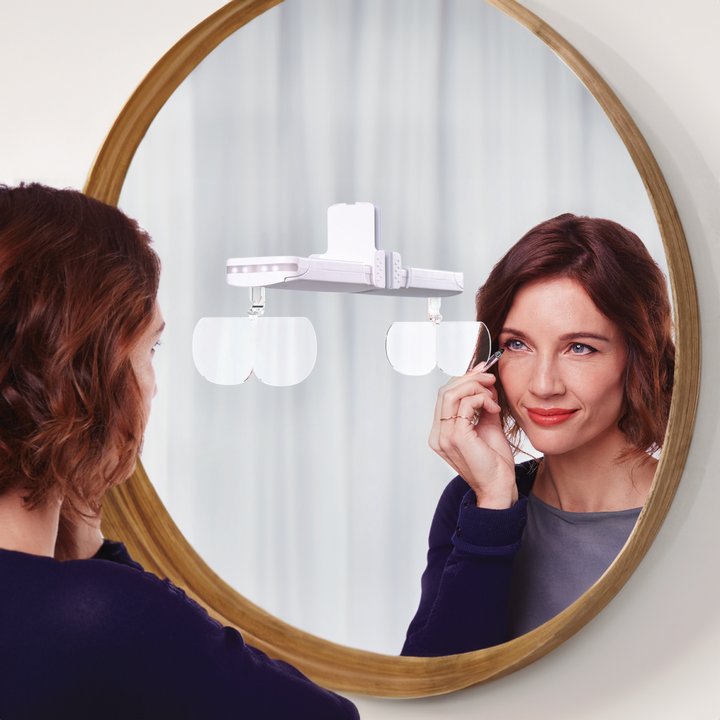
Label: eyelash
xmin=502 ymin=339 xmax=598 ymax=355
xmin=569 ymin=342 xmax=597 ymax=355
xmin=153 ymin=341 xmax=162 ymax=351
xmin=503 ymin=338 xmax=527 ymax=352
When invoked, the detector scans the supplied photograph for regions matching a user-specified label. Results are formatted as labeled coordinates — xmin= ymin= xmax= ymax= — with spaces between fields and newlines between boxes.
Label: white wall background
xmin=1 ymin=0 xmax=718 ymax=717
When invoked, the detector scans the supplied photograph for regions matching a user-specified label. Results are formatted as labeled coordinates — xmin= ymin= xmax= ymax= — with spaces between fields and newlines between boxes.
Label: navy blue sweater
xmin=0 ymin=540 xmax=358 ymax=720
xmin=401 ymin=462 xmax=536 ymax=656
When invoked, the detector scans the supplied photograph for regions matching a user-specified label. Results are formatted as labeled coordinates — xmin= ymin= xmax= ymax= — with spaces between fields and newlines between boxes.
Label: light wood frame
xmin=83 ymin=0 xmax=700 ymax=698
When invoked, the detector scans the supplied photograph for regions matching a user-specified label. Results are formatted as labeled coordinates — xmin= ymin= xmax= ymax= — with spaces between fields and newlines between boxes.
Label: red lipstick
xmin=526 ymin=407 xmax=577 ymax=426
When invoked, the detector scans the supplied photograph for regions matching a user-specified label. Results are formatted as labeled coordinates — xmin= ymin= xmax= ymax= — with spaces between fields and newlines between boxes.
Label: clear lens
xmin=254 ymin=317 xmax=317 ymax=386
xmin=192 ymin=316 xmax=316 ymax=386
xmin=386 ymin=321 xmax=491 ymax=377
xmin=193 ymin=317 xmax=255 ymax=385
xmin=385 ymin=322 xmax=437 ymax=376
xmin=436 ymin=322 xmax=490 ymax=376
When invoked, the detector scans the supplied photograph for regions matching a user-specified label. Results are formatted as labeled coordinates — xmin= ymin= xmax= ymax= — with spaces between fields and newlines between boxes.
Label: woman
xmin=0 ymin=184 xmax=358 ymax=719
xmin=402 ymin=214 xmax=674 ymax=657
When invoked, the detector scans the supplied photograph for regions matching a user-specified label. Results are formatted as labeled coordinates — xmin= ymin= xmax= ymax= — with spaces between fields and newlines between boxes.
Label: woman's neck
xmin=0 ymin=489 xmax=61 ymax=557
xmin=532 ymin=428 xmax=656 ymax=512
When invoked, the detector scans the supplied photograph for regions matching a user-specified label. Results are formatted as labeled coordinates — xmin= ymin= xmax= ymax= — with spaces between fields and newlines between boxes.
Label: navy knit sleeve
xmin=0 ymin=544 xmax=359 ymax=720
xmin=401 ymin=473 xmax=529 ymax=656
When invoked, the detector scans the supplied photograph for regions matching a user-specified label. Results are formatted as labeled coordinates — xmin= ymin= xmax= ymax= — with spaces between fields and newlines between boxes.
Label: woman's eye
xmin=569 ymin=342 xmax=596 ymax=355
xmin=152 ymin=341 xmax=162 ymax=353
xmin=504 ymin=338 xmax=527 ymax=352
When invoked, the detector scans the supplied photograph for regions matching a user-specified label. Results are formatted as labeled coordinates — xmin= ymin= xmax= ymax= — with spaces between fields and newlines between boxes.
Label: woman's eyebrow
xmin=499 ymin=327 xmax=528 ymax=338
xmin=155 ymin=322 xmax=166 ymax=337
xmin=558 ymin=332 xmax=610 ymax=342
xmin=499 ymin=328 xmax=610 ymax=343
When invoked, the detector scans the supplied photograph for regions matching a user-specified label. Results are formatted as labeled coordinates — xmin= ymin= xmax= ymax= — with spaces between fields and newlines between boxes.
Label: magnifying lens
xmin=386 ymin=321 xmax=491 ymax=377
xmin=193 ymin=316 xmax=317 ymax=387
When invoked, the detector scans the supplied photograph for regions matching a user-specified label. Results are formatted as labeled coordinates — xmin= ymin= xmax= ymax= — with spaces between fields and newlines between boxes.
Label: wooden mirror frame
xmin=84 ymin=0 xmax=700 ymax=698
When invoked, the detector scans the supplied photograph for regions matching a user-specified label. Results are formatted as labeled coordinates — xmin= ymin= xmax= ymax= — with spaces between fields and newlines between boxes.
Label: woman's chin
xmin=522 ymin=425 xmax=625 ymax=460
xmin=519 ymin=426 xmax=582 ymax=458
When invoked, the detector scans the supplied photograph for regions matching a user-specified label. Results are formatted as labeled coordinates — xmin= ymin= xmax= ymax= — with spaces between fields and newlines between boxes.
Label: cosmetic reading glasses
xmin=192 ymin=203 xmax=491 ymax=386
xmin=386 ymin=300 xmax=491 ymax=377
xmin=193 ymin=288 xmax=318 ymax=387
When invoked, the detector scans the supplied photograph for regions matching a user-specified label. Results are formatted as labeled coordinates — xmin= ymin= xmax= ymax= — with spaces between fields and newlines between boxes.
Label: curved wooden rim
xmin=84 ymin=0 xmax=700 ymax=698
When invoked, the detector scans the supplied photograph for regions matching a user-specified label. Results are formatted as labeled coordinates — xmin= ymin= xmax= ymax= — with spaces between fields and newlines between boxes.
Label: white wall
xmin=1 ymin=1 xmax=718 ymax=717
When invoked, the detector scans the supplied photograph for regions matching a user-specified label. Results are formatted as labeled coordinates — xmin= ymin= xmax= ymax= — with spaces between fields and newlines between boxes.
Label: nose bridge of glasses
xmin=192 ymin=316 xmax=317 ymax=387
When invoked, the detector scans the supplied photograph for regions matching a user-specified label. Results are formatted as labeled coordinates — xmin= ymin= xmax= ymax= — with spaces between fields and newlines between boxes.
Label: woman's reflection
xmin=402 ymin=214 xmax=674 ymax=656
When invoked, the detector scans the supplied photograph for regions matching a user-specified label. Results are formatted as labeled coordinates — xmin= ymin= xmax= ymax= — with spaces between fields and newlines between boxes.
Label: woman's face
xmin=130 ymin=300 xmax=165 ymax=425
xmin=497 ymin=277 xmax=627 ymax=458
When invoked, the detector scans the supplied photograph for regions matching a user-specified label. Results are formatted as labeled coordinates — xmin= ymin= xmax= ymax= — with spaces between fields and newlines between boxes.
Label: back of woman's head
xmin=474 ymin=213 xmax=674 ymax=458
xmin=0 ymin=183 xmax=161 ymax=514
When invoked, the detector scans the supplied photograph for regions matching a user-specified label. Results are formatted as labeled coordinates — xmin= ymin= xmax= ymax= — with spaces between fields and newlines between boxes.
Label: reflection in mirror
xmin=118 ymin=0 xmax=668 ymax=654
xmin=193 ymin=316 xmax=318 ymax=386
xmin=401 ymin=217 xmax=674 ymax=657
xmin=386 ymin=320 xmax=491 ymax=376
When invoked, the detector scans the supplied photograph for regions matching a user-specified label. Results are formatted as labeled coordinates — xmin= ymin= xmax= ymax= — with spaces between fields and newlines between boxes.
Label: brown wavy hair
xmin=0 ymin=183 xmax=161 ymax=515
xmin=472 ymin=213 xmax=674 ymax=460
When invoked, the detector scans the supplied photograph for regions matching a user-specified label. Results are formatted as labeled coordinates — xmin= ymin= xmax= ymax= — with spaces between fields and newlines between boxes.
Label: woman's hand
xmin=429 ymin=367 xmax=517 ymax=509
xmin=54 ymin=499 xmax=104 ymax=561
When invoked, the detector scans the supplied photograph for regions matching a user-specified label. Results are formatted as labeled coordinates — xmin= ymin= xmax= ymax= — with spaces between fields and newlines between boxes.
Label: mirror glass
xmin=118 ymin=0 xmax=668 ymax=655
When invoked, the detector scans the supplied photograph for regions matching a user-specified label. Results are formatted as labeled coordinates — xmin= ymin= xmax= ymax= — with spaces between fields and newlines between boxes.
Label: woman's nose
xmin=527 ymin=356 xmax=565 ymax=398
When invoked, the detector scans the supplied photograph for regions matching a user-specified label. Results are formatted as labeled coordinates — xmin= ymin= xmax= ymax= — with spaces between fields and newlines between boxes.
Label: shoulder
xmin=1 ymin=544 xmax=222 ymax=649
xmin=0 ymin=550 xmax=359 ymax=719
xmin=2 ymin=548 xmax=230 ymax=690
xmin=79 ymin=551 xmax=224 ymax=636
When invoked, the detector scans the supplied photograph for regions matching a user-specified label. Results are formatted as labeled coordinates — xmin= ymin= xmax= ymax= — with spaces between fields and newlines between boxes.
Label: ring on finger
xmin=440 ymin=414 xmax=479 ymax=426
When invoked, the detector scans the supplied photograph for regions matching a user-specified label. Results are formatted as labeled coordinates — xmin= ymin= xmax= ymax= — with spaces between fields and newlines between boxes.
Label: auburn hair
xmin=0 ymin=183 xmax=161 ymax=514
xmin=472 ymin=213 xmax=674 ymax=459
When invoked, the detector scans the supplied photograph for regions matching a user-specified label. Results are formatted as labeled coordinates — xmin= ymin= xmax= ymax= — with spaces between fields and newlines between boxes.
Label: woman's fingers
xmin=428 ymin=369 xmax=517 ymax=508
xmin=435 ymin=392 xmax=502 ymax=451
xmin=434 ymin=372 xmax=497 ymax=415
xmin=430 ymin=373 xmax=499 ymax=450
xmin=434 ymin=375 xmax=498 ymax=426
xmin=430 ymin=389 xmax=502 ymax=465
xmin=429 ymin=372 xmax=512 ymax=476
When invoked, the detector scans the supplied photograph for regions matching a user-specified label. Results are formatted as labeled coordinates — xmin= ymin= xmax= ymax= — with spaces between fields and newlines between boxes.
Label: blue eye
xmin=569 ymin=343 xmax=596 ymax=355
xmin=504 ymin=338 xmax=527 ymax=352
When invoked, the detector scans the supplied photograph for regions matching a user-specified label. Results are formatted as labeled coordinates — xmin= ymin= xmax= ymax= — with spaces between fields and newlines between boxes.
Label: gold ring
xmin=440 ymin=415 xmax=478 ymax=425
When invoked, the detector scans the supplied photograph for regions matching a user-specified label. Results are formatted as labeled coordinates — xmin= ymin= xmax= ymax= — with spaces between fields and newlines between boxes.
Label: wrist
xmin=475 ymin=490 xmax=517 ymax=510
xmin=469 ymin=470 xmax=518 ymax=509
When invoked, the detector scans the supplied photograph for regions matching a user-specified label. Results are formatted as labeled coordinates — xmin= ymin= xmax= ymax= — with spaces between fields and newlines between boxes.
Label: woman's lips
xmin=526 ymin=407 xmax=578 ymax=426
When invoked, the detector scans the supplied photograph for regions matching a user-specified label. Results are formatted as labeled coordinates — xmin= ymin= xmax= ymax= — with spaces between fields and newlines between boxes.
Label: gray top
xmin=506 ymin=492 xmax=641 ymax=639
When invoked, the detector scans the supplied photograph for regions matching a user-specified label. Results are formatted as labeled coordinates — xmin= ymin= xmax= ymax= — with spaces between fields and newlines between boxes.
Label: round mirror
xmin=86 ymin=0 xmax=699 ymax=697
